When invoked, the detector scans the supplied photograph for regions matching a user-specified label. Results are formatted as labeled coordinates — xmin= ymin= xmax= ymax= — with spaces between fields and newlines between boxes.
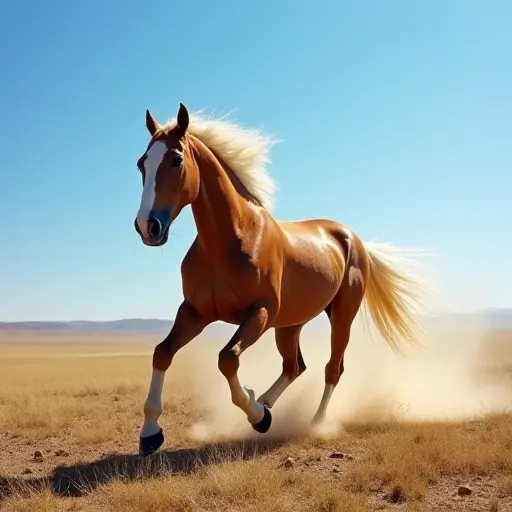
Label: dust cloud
xmin=175 ymin=313 xmax=511 ymax=443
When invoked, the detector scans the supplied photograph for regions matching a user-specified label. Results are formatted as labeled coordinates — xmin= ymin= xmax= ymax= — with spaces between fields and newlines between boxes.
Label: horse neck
xmin=189 ymin=137 xmax=258 ymax=258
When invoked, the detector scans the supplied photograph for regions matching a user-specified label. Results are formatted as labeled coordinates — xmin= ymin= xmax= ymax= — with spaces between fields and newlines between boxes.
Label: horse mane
xmin=164 ymin=111 xmax=279 ymax=211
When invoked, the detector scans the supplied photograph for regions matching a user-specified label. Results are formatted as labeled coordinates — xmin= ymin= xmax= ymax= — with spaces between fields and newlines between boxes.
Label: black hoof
xmin=251 ymin=406 xmax=272 ymax=434
xmin=139 ymin=428 xmax=164 ymax=456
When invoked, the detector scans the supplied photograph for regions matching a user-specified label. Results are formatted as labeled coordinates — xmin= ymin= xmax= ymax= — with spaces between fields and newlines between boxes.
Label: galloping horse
xmin=134 ymin=103 xmax=428 ymax=456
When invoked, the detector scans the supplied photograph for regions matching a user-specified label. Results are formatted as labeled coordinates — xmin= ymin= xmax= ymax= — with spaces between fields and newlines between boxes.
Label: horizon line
xmin=0 ymin=307 xmax=510 ymax=324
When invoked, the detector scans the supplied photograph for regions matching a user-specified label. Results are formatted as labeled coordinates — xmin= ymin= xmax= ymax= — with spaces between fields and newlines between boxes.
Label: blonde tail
xmin=361 ymin=241 xmax=432 ymax=355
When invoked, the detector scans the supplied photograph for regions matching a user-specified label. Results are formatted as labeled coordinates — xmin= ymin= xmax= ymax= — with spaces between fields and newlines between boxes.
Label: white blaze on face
xmin=136 ymin=141 xmax=168 ymax=238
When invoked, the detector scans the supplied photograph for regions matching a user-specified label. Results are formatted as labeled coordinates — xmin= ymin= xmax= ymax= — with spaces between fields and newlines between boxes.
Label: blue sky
xmin=1 ymin=1 xmax=510 ymax=321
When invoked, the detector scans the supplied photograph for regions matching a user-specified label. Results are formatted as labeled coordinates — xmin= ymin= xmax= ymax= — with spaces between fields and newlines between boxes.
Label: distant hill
xmin=423 ymin=308 xmax=512 ymax=331
xmin=0 ymin=309 xmax=511 ymax=336
xmin=485 ymin=308 xmax=512 ymax=329
xmin=0 ymin=319 xmax=174 ymax=335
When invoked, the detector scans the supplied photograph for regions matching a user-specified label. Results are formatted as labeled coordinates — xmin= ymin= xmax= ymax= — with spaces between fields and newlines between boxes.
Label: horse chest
xmin=186 ymin=276 xmax=254 ymax=324
xmin=182 ymin=257 xmax=258 ymax=323
xmin=181 ymin=238 xmax=275 ymax=323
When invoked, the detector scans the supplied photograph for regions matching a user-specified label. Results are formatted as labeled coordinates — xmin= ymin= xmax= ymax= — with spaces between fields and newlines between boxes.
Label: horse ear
xmin=146 ymin=109 xmax=161 ymax=136
xmin=176 ymin=103 xmax=190 ymax=134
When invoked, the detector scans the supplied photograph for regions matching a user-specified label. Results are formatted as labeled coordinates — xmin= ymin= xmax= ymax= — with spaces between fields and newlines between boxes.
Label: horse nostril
xmin=147 ymin=217 xmax=162 ymax=239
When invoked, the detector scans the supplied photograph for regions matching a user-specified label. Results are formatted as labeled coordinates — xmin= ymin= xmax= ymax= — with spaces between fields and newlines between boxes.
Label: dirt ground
xmin=0 ymin=321 xmax=511 ymax=511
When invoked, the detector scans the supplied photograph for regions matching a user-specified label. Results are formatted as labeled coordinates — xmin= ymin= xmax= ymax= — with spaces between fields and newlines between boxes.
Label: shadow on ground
xmin=0 ymin=437 xmax=288 ymax=502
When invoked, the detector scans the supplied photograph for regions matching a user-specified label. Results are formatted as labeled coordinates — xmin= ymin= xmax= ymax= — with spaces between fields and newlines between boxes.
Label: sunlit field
xmin=1 ymin=320 xmax=511 ymax=511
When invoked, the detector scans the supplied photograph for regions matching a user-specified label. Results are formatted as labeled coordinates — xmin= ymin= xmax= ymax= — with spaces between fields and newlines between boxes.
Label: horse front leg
xmin=139 ymin=301 xmax=209 ymax=456
xmin=217 ymin=303 xmax=275 ymax=433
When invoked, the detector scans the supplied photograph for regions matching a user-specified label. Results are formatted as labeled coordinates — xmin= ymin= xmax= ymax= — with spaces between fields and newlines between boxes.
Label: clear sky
xmin=1 ymin=1 xmax=510 ymax=321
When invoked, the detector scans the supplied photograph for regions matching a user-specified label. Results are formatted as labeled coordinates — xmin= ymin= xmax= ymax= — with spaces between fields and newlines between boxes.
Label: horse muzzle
xmin=134 ymin=209 xmax=171 ymax=247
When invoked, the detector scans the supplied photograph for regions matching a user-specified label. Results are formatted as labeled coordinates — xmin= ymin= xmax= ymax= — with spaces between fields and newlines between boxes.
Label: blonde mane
xmin=165 ymin=112 xmax=278 ymax=211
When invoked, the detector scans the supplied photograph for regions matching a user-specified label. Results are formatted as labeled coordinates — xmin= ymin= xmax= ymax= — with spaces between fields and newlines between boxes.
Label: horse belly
xmin=274 ymin=257 xmax=344 ymax=328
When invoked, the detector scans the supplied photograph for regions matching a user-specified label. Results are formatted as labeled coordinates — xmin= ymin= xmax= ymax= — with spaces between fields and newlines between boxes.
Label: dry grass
xmin=341 ymin=414 xmax=512 ymax=497
xmin=90 ymin=458 xmax=367 ymax=512
xmin=1 ymin=326 xmax=511 ymax=511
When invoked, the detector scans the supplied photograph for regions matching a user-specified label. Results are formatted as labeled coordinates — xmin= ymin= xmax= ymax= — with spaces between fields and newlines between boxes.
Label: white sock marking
xmin=227 ymin=375 xmax=265 ymax=424
xmin=141 ymin=369 xmax=165 ymax=438
xmin=257 ymin=374 xmax=292 ymax=408
xmin=312 ymin=383 xmax=335 ymax=423
xmin=136 ymin=141 xmax=168 ymax=238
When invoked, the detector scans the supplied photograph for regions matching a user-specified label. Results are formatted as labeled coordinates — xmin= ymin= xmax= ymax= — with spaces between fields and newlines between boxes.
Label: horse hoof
xmin=251 ymin=406 xmax=272 ymax=434
xmin=139 ymin=428 xmax=164 ymax=456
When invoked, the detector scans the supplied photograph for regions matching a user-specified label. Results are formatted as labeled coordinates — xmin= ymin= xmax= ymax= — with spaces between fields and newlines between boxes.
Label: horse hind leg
xmin=257 ymin=324 xmax=306 ymax=409
xmin=311 ymin=246 xmax=368 ymax=426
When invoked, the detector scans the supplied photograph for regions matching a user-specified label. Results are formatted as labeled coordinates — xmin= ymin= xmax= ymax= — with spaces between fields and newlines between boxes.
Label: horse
xmin=133 ymin=103 xmax=429 ymax=456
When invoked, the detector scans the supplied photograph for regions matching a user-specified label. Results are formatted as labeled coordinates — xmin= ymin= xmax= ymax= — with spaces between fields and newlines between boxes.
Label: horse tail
xmin=360 ymin=241 xmax=432 ymax=355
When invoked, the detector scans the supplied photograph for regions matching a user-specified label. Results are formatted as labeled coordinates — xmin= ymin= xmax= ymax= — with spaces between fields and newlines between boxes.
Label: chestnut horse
xmin=134 ymin=103 xmax=428 ymax=456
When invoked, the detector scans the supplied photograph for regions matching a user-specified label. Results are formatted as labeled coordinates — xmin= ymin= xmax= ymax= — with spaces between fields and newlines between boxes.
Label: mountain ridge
xmin=0 ymin=318 xmax=174 ymax=335
xmin=1 ymin=309 xmax=511 ymax=335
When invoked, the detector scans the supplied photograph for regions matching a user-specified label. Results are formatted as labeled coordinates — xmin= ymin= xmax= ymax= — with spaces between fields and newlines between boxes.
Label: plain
xmin=0 ymin=317 xmax=511 ymax=511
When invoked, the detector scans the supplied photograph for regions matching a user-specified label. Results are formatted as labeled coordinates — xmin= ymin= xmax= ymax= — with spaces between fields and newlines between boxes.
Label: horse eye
xmin=171 ymin=155 xmax=183 ymax=167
